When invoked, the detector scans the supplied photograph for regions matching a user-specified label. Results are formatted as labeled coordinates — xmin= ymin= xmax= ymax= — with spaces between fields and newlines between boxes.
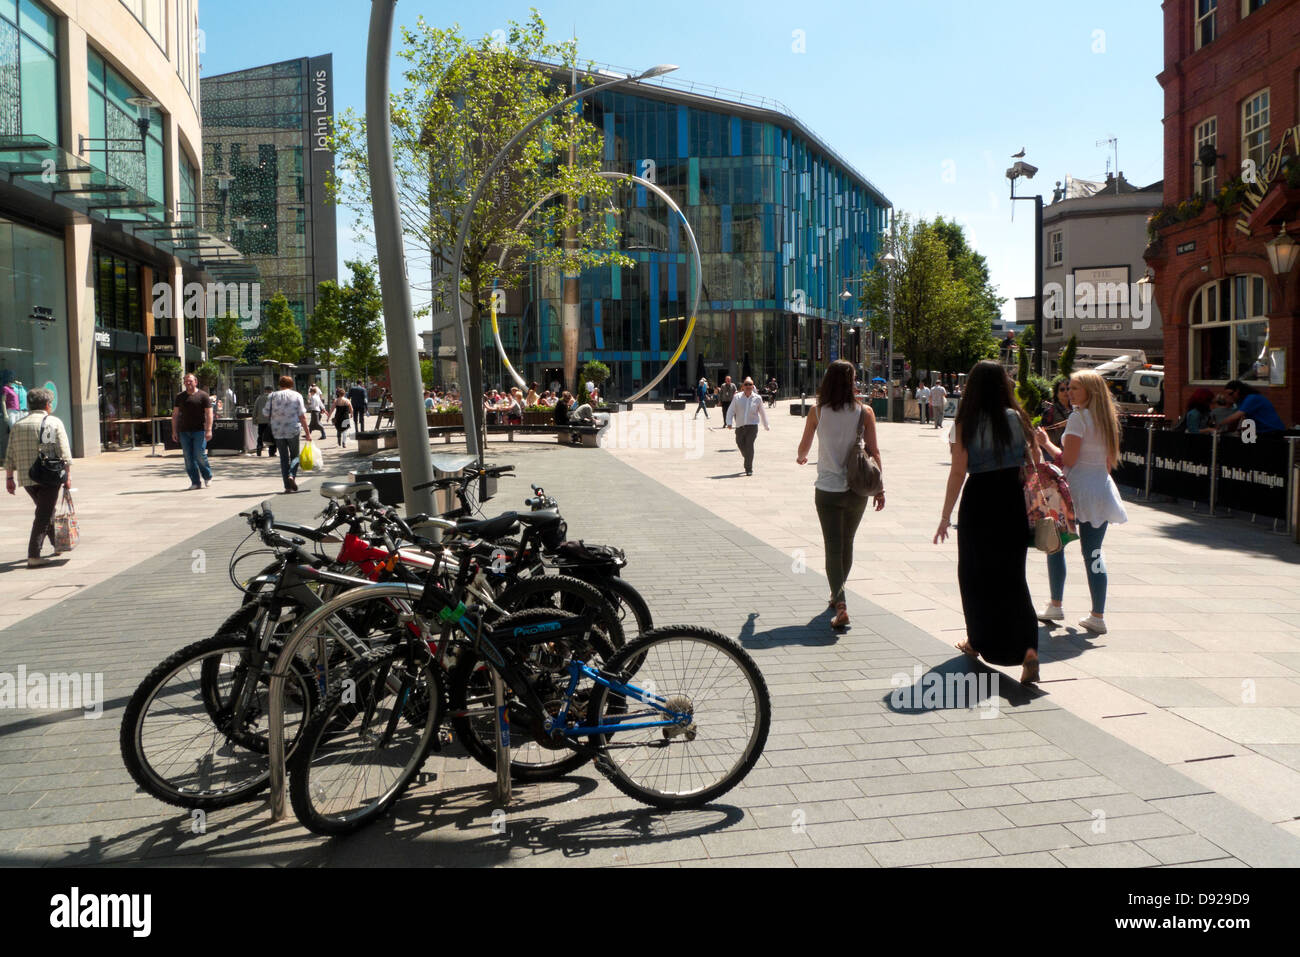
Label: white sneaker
xmin=1037 ymin=604 xmax=1064 ymax=622
xmin=1078 ymin=615 xmax=1108 ymax=635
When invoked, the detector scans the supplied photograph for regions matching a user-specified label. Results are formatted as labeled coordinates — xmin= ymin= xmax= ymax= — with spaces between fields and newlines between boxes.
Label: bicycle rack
xmin=494 ymin=672 xmax=512 ymax=802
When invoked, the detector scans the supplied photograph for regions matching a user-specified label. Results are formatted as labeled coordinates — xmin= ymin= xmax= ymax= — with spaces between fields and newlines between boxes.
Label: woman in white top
xmin=797 ymin=359 xmax=885 ymax=629
xmin=1035 ymin=369 xmax=1128 ymax=634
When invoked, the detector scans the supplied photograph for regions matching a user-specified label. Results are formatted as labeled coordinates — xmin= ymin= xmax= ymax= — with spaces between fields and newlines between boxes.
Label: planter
xmin=426 ymin=411 xmax=462 ymax=427
xmin=522 ymin=410 xmax=553 ymax=426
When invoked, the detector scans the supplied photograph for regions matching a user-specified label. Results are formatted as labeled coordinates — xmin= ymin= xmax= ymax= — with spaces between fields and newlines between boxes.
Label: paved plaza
xmin=1 ymin=406 xmax=1299 ymax=867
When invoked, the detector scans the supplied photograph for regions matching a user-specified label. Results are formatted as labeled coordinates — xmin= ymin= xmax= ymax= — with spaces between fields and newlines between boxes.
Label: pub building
xmin=1146 ymin=0 xmax=1300 ymax=431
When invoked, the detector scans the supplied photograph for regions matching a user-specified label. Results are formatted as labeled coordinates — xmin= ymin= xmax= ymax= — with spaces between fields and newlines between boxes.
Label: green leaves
xmin=260 ymin=293 xmax=303 ymax=364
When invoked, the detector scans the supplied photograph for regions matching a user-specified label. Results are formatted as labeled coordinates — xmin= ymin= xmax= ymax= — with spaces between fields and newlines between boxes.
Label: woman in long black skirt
xmin=933 ymin=360 xmax=1041 ymax=684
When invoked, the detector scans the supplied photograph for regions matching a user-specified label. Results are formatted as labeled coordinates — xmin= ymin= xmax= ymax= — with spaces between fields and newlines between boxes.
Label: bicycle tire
xmin=120 ymin=633 xmax=317 ymax=810
xmin=587 ymin=626 xmax=770 ymax=809
xmin=448 ymin=608 xmax=615 ymax=781
xmin=288 ymin=647 xmax=440 ymax=836
xmin=492 ymin=574 xmax=625 ymax=650
xmin=593 ymin=575 xmax=652 ymax=645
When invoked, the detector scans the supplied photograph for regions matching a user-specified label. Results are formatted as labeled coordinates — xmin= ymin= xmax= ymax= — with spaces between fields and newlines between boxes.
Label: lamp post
xmin=450 ymin=62 xmax=678 ymax=466
xmin=879 ymin=248 xmax=898 ymax=423
xmin=1007 ymin=158 xmax=1044 ymax=376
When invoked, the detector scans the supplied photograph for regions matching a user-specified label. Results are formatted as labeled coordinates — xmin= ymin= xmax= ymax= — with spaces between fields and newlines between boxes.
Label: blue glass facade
xmin=494 ymin=86 xmax=890 ymax=397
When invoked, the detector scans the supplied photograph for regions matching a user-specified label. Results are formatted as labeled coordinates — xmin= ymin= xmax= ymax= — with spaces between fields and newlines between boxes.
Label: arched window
xmin=1189 ymin=275 xmax=1271 ymax=384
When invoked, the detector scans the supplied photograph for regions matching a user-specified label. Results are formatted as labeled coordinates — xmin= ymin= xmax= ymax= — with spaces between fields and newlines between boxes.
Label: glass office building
xmin=200 ymin=56 xmax=338 ymax=328
xmin=480 ymin=78 xmax=891 ymax=398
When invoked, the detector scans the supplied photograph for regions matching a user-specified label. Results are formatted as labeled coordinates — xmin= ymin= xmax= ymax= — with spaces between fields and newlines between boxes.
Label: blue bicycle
xmin=287 ymin=582 xmax=771 ymax=835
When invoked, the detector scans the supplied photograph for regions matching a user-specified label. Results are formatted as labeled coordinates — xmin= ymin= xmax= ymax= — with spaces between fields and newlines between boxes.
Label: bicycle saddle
xmin=319 ymin=481 xmax=376 ymax=501
xmin=430 ymin=453 xmax=478 ymax=474
xmin=515 ymin=508 xmax=562 ymax=527
xmin=451 ymin=512 xmax=519 ymax=540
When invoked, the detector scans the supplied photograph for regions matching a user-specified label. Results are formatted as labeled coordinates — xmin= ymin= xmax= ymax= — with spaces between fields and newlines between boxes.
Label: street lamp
xmin=1007 ymin=156 xmax=1044 ymax=376
xmin=449 ymin=62 xmax=679 ymax=465
xmin=880 ymin=248 xmax=898 ymax=423
xmin=1266 ymin=222 xmax=1298 ymax=276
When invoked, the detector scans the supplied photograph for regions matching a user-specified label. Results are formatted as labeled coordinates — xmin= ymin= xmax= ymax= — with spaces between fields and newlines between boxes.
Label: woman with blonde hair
xmin=1035 ymin=369 xmax=1128 ymax=634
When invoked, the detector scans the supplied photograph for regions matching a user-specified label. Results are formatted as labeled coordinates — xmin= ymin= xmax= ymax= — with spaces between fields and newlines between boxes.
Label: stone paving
xmin=0 ymin=416 xmax=1298 ymax=867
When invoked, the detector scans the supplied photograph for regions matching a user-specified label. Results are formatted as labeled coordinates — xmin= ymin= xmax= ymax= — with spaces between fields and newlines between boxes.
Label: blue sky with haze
xmin=199 ymin=0 xmax=1165 ymax=327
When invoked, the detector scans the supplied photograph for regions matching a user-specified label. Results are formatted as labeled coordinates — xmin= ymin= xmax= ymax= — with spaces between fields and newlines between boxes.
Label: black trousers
xmin=352 ymin=407 xmax=366 ymax=433
xmin=308 ymin=410 xmax=326 ymax=439
xmin=25 ymin=484 xmax=59 ymax=558
xmin=255 ymin=422 xmax=272 ymax=453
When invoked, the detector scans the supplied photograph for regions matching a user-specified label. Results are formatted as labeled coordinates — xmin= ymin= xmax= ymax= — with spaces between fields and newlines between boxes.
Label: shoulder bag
xmin=847 ymin=407 xmax=884 ymax=497
xmin=53 ymin=488 xmax=79 ymax=552
xmin=28 ymin=415 xmax=67 ymax=488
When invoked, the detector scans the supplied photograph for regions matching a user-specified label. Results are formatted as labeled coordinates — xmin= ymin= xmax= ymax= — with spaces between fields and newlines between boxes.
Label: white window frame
xmin=1195 ymin=0 xmax=1217 ymax=50
xmin=1049 ymin=229 xmax=1063 ymax=266
xmin=1188 ymin=274 xmax=1272 ymax=385
xmin=1242 ymin=89 xmax=1270 ymax=170
xmin=1194 ymin=117 xmax=1217 ymax=200
xmin=1241 ymin=0 xmax=1269 ymax=18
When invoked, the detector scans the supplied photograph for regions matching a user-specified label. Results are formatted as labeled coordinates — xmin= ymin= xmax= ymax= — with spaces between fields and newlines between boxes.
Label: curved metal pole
xmin=487 ymin=172 xmax=702 ymax=405
xmin=365 ymin=0 xmax=435 ymax=517
xmin=452 ymin=72 xmax=663 ymax=466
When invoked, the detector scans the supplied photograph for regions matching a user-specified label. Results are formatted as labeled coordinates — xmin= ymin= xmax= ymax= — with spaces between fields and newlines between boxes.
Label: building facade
xmin=0 ymin=0 xmax=249 ymax=458
xmin=200 ymin=55 xmax=338 ymax=331
xmin=462 ymin=75 xmax=891 ymax=399
xmin=1042 ymin=173 xmax=1165 ymax=368
xmin=1146 ymin=0 xmax=1300 ymax=427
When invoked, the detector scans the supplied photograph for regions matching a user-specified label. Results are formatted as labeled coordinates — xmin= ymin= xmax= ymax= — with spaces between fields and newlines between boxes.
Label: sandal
xmin=1020 ymin=653 xmax=1040 ymax=685
xmin=955 ymin=640 xmax=979 ymax=658
xmin=830 ymin=602 xmax=850 ymax=628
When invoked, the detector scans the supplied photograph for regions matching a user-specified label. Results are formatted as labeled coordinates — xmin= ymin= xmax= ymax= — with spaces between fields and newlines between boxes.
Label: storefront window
xmin=0 ymin=215 xmax=71 ymax=454
xmin=87 ymin=49 xmax=166 ymax=215
xmin=93 ymin=249 xmax=144 ymax=332
xmin=0 ymin=0 xmax=59 ymax=145
xmin=1190 ymin=275 xmax=1272 ymax=385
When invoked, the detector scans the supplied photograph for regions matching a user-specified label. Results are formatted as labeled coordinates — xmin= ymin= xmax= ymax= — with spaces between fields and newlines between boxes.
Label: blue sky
xmin=199 ymin=0 xmax=1166 ymax=325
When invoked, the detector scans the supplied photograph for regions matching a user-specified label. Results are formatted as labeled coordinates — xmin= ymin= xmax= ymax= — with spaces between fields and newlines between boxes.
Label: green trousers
xmin=815 ymin=488 xmax=869 ymax=604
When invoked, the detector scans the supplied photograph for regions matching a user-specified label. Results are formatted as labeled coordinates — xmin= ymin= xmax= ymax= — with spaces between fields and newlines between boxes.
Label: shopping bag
xmin=299 ymin=441 xmax=321 ymax=472
xmin=53 ymin=488 xmax=79 ymax=552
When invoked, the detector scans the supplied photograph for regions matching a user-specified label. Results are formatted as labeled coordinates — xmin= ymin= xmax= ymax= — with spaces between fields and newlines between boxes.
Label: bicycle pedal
xmin=593 ymin=755 xmax=616 ymax=779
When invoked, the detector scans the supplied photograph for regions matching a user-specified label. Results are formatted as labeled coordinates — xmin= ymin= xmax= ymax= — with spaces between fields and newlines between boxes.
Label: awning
xmin=0 ymin=134 xmax=258 ymax=285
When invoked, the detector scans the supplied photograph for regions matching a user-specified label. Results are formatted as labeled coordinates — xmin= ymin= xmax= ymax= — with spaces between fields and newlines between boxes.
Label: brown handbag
xmin=847 ymin=407 xmax=884 ymax=497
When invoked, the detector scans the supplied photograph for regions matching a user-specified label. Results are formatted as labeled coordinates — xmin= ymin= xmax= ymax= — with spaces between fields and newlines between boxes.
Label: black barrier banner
xmin=1214 ymin=434 xmax=1291 ymax=519
xmin=1115 ymin=425 xmax=1149 ymax=490
xmin=1150 ymin=430 xmax=1213 ymax=503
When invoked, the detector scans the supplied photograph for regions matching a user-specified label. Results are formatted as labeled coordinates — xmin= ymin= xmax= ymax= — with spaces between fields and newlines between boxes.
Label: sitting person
xmin=507 ymin=388 xmax=525 ymax=425
xmin=553 ymin=391 xmax=573 ymax=426
xmin=1213 ymin=380 xmax=1285 ymax=435
xmin=1181 ymin=387 xmax=1214 ymax=432
xmin=525 ymin=382 xmax=539 ymax=407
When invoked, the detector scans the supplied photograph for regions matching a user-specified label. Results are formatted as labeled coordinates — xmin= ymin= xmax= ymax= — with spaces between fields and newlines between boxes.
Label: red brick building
xmin=1146 ymin=0 xmax=1300 ymax=428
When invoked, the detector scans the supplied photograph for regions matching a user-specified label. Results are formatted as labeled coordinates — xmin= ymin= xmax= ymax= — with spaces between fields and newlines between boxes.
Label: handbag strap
xmin=62 ymin=487 xmax=74 ymax=512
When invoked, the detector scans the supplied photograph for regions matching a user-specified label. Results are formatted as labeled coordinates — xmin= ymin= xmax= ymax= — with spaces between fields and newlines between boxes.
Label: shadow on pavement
xmin=737 ymin=610 xmax=840 ymax=647
xmin=881 ymin=655 xmax=1041 ymax=714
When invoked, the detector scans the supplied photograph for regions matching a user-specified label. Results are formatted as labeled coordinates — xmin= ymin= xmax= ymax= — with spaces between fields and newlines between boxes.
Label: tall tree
xmin=339 ymin=261 xmax=385 ymax=383
xmin=207 ymin=313 xmax=249 ymax=363
xmin=330 ymin=11 xmax=631 ymax=443
xmin=260 ymin=293 xmax=303 ymax=364
xmin=306 ymin=279 xmax=345 ymax=376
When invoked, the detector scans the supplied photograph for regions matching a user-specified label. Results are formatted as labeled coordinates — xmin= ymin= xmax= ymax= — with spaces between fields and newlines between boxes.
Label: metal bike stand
xmin=493 ymin=671 xmax=512 ymax=802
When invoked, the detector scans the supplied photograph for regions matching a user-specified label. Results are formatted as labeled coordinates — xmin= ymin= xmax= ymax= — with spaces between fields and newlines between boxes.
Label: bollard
xmin=1209 ymin=432 xmax=1219 ymax=517
xmin=800 ymin=392 xmax=806 ymax=417
xmin=1143 ymin=424 xmax=1155 ymax=500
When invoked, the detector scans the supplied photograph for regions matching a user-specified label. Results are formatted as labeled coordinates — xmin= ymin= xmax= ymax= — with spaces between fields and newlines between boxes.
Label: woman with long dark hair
xmin=797 ymin=359 xmax=885 ymax=629
xmin=933 ymin=360 xmax=1041 ymax=683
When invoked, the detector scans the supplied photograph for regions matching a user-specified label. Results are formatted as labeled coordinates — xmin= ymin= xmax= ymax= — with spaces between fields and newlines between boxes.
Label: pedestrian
xmin=347 ymin=381 xmax=368 ymax=433
xmin=765 ymin=376 xmax=779 ymax=408
xmin=796 ymin=359 xmax=885 ymax=628
xmin=3 ymin=388 xmax=73 ymax=567
xmin=725 ymin=377 xmax=770 ymax=476
xmin=171 ymin=373 xmax=213 ymax=490
xmin=252 ymin=385 xmax=274 ymax=456
xmin=306 ymin=384 xmax=327 ymax=440
xmin=268 ymin=374 xmax=311 ymax=493
xmin=332 ymin=388 xmax=353 ymax=447
xmin=717 ymin=375 xmax=737 ymax=429
xmin=1034 ymin=370 xmax=1128 ymax=635
xmin=930 ymin=379 xmax=949 ymax=429
xmin=694 ymin=377 xmax=710 ymax=419
xmin=1215 ymin=379 xmax=1285 ymax=436
xmin=917 ymin=381 xmax=931 ymax=424
xmin=933 ymin=359 xmax=1041 ymax=684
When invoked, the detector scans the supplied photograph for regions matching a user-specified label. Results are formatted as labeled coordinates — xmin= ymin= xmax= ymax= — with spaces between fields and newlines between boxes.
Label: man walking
xmin=725 ymin=378 xmax=770 ymax=476
xmin=718 ymin=375 xmax=737 ymax=429
xmin=269 ymin=375 xmax=311 ymax=493
xmin=4 ymin=388 xmax=72 ymax=567
xmin=252 ymin=385 xmax=273 ymax=456
xmin=171 ymin=373 xmax=213 ymax=490
xmin=916 ymin=381 xmax=931 ymax=424
xmin=347 ymin=381 xmax=368 ymax=433
xmin=930 ymin=379 xmax=948 ymax=429
xmin=306 ymin=384 xmax=327 ymax=440
xmin=694 ymin=377 xmax=710 ymax=419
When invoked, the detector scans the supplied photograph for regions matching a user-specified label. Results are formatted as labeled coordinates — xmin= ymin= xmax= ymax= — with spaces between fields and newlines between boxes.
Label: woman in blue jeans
xmin=1034 ymin=370 xmax=1128 ymax=635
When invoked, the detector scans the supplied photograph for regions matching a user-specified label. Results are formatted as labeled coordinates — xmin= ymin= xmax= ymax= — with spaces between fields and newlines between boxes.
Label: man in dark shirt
xmin=171 ymin=373 xmax=213 ymax=490
xmin=347 ymin=382 xmax=368 ymax=433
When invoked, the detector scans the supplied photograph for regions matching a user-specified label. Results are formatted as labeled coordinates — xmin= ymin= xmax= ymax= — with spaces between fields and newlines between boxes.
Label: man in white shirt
xmin=930 ymin=381 xmax=948 ymax=429
xmin=724 ymin=378 xmax=771 ymax=476
xmin=916 ymin=383 xmax=931 ymax=424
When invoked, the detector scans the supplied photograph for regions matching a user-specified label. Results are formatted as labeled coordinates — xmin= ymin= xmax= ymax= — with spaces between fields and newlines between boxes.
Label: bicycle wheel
xmin=288 ymin=647 xmax=440 ymax=836
xmin=587 ymin=626 xmax=770 ymax=809
xmin=448 ymin=608 xmax=615 ymax=781
xmin=492 ymin=574 xmax=625 ymax=650
xmin=120 ymin=633 xmax=316 ymax=810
